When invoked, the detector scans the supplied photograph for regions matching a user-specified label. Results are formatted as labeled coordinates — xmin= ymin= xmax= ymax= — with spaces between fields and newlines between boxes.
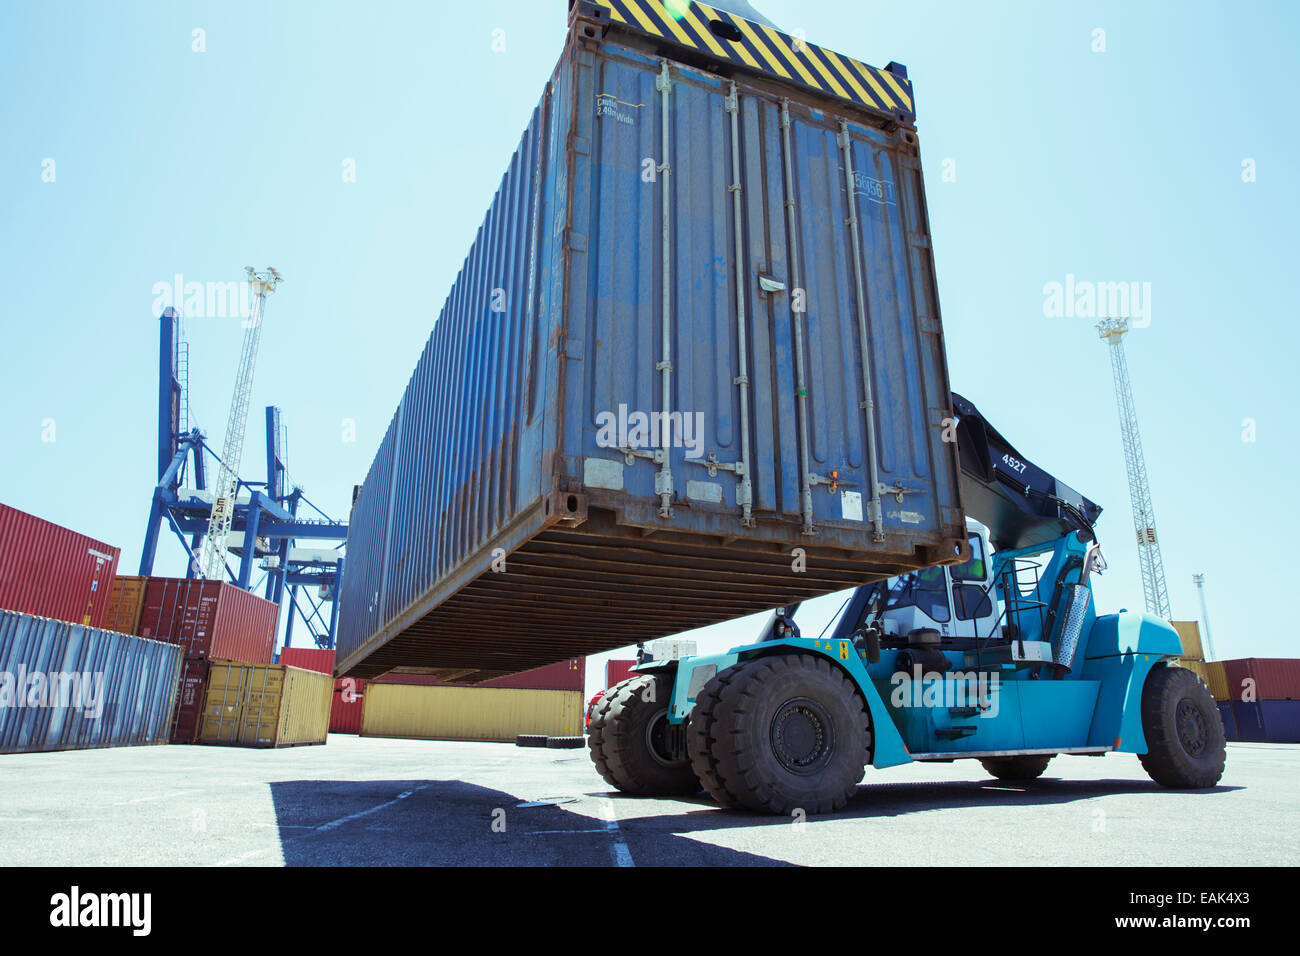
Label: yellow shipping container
xmin=102 ymin=575 xmax=148 ymax=635
xmin=196 ymin=662 xmax=332 ymax=748
xmin=1170 ymin=621 xmax=1204 ymax=661
xmin=1173 ymin=659 xmax=1210 ymax=688
xmin=361 ymin=684 xmax=583 ymax=742
xmin=1204 ymin=660 xmax=1230 ymax=702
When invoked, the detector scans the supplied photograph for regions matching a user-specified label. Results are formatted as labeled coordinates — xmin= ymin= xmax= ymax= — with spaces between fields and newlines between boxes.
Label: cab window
xmin=950 ymin=534 xmax=987 ymax=582
xmin=954 ymin=583 xmax=993 ymax=621
xmin=887 ymin=566 xmax=951 ymax=623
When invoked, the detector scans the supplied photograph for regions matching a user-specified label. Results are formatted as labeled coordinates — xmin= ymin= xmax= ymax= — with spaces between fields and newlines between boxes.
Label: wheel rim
xmin=645 ymin=709 xmax=687 ymax=768
xmin=770 ymin=697 xmax=834 ymax=775
xmin=1175 ymin=697 xmax=1209 ymax=757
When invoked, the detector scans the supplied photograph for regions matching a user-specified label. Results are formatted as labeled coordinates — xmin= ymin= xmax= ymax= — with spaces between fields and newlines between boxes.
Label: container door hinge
xmin=688 ymin=453 xmax=744 ymax=479
xmin=686 ymin=455 xmax=753 ymax=526
xmin=879 ymin=481 xmax=918 ymax=505
xmin=621 ymin=447 xmax=665 ymax=467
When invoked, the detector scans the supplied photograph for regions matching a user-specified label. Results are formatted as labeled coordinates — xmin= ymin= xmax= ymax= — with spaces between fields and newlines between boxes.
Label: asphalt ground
xmin=0 ymin=736 xmax=1293 ymax=866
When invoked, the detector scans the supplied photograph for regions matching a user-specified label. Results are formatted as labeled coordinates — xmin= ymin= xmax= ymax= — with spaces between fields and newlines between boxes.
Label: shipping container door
xmin=574 ymin=51 xmax=759 ymax=524
xmin=780 ymin=109 xmax=953 ymax=539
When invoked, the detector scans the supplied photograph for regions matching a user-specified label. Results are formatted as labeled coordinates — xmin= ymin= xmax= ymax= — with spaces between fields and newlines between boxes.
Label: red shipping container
xmin=279 ymin=646 xmax=336 ymax=675
xmin=0 ymin=503 xmax=120 ymax=628
xmin=171 ymin=658 xmax=210 ymax=744
xmin=1221 ymin=658 xmax=1300 ymax=702
xmin=373 ymin=657 xmax=584 ymax=691
xmin=605 ymin=659 xmax=636 ymax=688
xmin=331 ymin=676 xmax=366 ymax=734
xmin=138 ymin=577 xmax=278 ymax=664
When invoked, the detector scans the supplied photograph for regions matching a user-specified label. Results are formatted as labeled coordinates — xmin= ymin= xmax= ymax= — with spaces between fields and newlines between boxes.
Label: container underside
xmin=341 ymin=506 xmax=953 ymax=681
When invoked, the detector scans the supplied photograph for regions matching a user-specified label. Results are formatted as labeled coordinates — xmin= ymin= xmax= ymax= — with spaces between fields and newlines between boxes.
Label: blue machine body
xmin=648 ymin=530 xmax=1186 ymax=765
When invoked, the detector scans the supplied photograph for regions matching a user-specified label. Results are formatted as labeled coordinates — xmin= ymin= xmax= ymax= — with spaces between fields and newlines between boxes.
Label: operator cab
xmin=847 ymin=518 xmax=1000 ymax=646
xmin=875 ymin=519 xmax=998 ymax=641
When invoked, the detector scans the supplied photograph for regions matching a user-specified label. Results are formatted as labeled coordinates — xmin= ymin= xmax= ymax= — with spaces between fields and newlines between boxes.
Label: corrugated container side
xmin=0 ymin=609 xmax=182 ymax=754
xmin=1204 ymin=660 xmax=1229 ymax=702
xmin=102 ymin=575 xmax=148 ymax=635
xmin=605 ymin=659 xmax=635 ymax=688
xmin=1170 ymin=621 xmax=1203 ymax=661
xmin=278 ymin=647 xmax=335 ymax=674
xmin=374 ymin=658 xmax=584 ymax=691
xmin=337 ymin=20 xmax=964 ymax=682
xmin=275 ymin=666 xmax=333 ymax=745
xmin=169 ymin=658 xmax=209 ymax=744
xmin=361 ymin=684 xmax=583 ymax=741
xmin=330 ymin=677 xmax=366 ymax=734
xmin=1221 ymin=658 xmax=1300 ymax=702
xmin=0 ymin=503 xmax=121 ymax=628
xmin=1229 ymin=701 xmax=1300 ymax=743
xmin=196 ymin=662 xmax=331 ymax=747
xmin=138 ymin=578 xmax=277 ymax=663
xmin=1216 ymin=702 xmax=1237 ymax=741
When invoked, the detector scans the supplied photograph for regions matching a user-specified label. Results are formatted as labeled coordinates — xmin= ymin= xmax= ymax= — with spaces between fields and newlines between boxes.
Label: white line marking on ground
xmin=599 ymin=798 xmax=634 ymax=867
xmin=314 ymin=784 xmax=432 ymax=832
xmin=214 ymin=783 xmax=438 ymax=865
xmin=215 ymin=846 xmax=277 ymax=866
xmin=112 ymin=789 xmax=203 ymax=806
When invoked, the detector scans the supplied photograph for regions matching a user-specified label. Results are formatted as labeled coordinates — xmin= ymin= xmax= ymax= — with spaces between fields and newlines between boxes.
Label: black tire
xmin=587 ymin=674 xmax=700 ymax=796
xmin=516 ymin=734 xmax=548 ymax=748
xmin=546 ymin=736 xmax=585 ymax=749
xmin=686 ymin=655 xmax=871 ymax=815
xmin=979 ymin=754 xmax=1054 ymax=780
xmin=1138 ymin=664 xmax=1226 ymax=788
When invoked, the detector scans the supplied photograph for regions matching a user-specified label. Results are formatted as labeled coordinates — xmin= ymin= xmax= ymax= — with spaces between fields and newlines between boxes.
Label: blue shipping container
xmin=1 ymin=609 xmax=183 ymax=754
xmin=1230 ymin=700 xmax=1300 ymax=744
xmin=338 ymin=1 xmax=965 ymax=680
xmin=1216 ymin=701 xmax=1237 ymax=741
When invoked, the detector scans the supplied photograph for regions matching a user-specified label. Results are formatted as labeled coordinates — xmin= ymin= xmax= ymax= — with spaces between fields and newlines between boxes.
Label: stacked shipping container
xmin=361 ymin=684 xmax=584 ymax=742
xmin=1217 ymin=658 xmax=1300 ymax=743
xmin=278 ymin=646 xmax=366 ymax=735
xmin=195 ymin=662 xmax=332 ymax=748
xmin=101 ymin=575 xmax=148 ymax=635
xmin=133 ymin=577 xmax=279 ymax=743
xmin=0 ymin=504 xmax=120 ymax=628
xmin=605 ymin=659 xmax=635 ymax=688
xmin=278 ymin=647 xmax=585 ymax=738
xmin=1 ymin=609 xmax=182 ymax=754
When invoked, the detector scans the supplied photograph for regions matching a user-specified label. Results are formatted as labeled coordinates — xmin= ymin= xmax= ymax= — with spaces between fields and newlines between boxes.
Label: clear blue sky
xmin=2 ymin=1 xmax=1295 ymax=690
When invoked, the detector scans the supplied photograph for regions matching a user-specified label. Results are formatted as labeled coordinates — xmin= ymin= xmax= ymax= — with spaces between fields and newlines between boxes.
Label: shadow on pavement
xmin=597 ymin=774 xmax=1245 ymax=827
xmin=268 ymin=778 xmax=793 ymax=866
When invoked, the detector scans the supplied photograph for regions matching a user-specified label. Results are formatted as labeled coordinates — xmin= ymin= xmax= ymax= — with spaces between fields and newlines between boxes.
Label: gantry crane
xmin=140 ymin=300 xmax=349 ymax=649
xmin=1097 ymin=317 xmax=1171 ymax=619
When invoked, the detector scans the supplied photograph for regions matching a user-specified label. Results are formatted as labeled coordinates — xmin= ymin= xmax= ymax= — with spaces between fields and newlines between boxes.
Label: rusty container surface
xmin=0 ymin=503 xmax=120 ymax=628
xmin=337 ymin=1 xmax=964 ymax=681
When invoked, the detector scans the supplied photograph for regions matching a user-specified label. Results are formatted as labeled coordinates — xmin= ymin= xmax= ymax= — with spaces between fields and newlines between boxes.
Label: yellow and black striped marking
xmin=589 ymin=0 xmax=914 ymax=121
